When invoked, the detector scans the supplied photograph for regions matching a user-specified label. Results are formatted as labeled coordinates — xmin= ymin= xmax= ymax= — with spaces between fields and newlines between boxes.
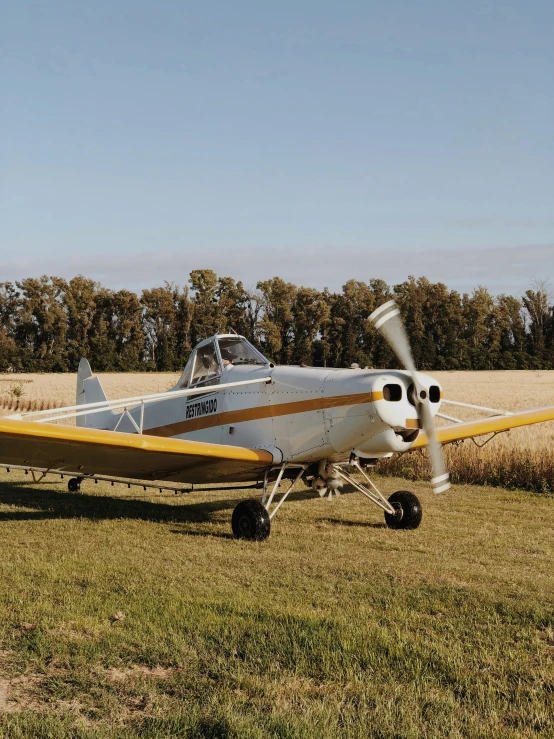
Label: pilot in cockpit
xmin=220 ymin=348 xmax=234 ymax=368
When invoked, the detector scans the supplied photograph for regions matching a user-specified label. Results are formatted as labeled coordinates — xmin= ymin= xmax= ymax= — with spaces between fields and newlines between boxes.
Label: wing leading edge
xmin=411 ymin=405 xmax=554 ymax=449
xmin=0 ymin=418 xmax=273 ymax=485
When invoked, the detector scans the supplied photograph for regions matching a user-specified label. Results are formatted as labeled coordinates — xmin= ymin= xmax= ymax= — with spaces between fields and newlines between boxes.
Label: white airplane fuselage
xmin=108 ymin=364 xmax=441 ymax=474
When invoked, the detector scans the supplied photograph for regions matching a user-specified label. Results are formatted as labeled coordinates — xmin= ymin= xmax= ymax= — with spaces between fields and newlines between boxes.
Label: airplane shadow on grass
xmin=320 ymin=517 xmax=387 ymax=529
xmin=0 ymin=478 xmax=331 ymax=531
xmin=0 ymin=478 xmax=243 ymax=528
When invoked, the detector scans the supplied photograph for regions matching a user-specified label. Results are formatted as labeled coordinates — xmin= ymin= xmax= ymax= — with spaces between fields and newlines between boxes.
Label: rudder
xmin=76 ymin=358 xmax=116 ymax=429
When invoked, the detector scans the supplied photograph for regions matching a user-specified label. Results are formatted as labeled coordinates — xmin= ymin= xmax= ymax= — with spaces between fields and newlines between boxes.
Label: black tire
xmin=384 ymin=490 xmax=422 ymax=530
xmin=232 ymin=499 xmax=271 ymax=541
xmin=67 ymin=477 xmax=81 ymax=492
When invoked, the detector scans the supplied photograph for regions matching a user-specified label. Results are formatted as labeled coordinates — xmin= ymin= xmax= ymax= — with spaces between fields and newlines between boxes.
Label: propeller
xmin=369 ymin=300 xmax=451 ymax=494
xmin=312 ymin=462 xmax=343 ymax=500
xmin=318 ymin=486 xmax=341 ymax=501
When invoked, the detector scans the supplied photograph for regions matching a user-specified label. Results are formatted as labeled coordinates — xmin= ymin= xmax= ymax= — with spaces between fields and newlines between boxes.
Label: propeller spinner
xmin=369 ymin=300 xmax=451 ymax=494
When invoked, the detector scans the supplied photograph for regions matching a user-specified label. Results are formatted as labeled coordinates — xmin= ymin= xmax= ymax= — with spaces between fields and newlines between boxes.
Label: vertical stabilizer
xmin=76 ymin=358 xmax=116 ymax=429
xmin=76 ymin=358 xmax=93 ymax=406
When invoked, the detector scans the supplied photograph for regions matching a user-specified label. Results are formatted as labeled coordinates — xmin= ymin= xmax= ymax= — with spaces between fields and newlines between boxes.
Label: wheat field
xmin=1 ymin=370 xmax=553 ymax=492
xmin=0 ymin=373 xmax=180 ymax=414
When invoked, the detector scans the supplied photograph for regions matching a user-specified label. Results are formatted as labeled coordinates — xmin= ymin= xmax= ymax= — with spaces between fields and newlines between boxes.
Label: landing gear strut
xmin=322 ymin=459 xmax=423 ymax=530
xmin=230 ymin=460 xmax=424 ymax=540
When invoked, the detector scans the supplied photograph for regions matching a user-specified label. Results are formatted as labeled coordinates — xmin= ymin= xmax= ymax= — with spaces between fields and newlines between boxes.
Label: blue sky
xmin=1 ymin=0 xmax=553 ymax=296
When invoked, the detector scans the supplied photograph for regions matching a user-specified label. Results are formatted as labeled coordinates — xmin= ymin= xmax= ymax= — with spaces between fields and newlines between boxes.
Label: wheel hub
xmin=392 ymin=503 xmax=404 ymax=521
xmin=239 ymin=516 xmax=252 ymax=536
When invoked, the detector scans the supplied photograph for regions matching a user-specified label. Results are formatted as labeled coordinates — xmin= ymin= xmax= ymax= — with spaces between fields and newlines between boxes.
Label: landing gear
xmin=231 ymin=460 xmax=424 ymax=540
xmin=384 ymin=490 xmax=422 ymax=530
xmin=67 ymin=477 xmax=82 ymax=492
xmin=231 ymin=464 xmax=308 ymax=541
xmin=313 ymin=459 xmax=423 ymax=531
xmin=232 ymin=499 xmax=271 ymax=541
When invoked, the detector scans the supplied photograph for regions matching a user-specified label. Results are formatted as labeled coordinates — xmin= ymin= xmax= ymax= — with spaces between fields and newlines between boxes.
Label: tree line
xmin=0 ymin=271 xmax=552 ymax=372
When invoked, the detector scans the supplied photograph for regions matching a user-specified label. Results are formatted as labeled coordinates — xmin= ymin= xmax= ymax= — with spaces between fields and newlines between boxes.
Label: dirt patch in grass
xmin=104 ymin=665 xmax=176 ymax=682
xmin=0 ymin=673 xmax=44 ymax=714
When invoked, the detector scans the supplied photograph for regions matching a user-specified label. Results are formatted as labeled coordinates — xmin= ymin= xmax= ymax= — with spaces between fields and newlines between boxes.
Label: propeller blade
xmin=369 ymin=300 xmax=451 ymax=494
xmin=419 ymin=399 xmax=451 ymax=494
xmin=369 ymin=300 xmax=417 ymax=375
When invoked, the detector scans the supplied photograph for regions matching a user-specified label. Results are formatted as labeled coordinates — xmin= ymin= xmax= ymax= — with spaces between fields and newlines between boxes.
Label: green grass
xmin=0 ymin=470 xmax=552 ymax=738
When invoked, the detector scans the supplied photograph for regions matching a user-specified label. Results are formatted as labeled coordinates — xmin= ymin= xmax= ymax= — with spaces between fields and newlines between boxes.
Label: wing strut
xmin=9 ymin=375 xmax=272 ymax=430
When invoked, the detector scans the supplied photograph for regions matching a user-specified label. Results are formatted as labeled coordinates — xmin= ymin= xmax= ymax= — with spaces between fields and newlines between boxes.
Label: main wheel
xmin=67 ymin=477 xmax=81 ymax=492
xmin=232 ymin=499 xmax=271 ymax=541
xmin=384 ymin=490 xmax=422 ymax=530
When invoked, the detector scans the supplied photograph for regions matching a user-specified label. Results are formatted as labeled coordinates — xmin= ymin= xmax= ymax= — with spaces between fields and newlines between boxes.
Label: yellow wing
xmin=412 ymin=405 xmax=554 ymax=449
xmin=0 ymin=418 xmax=273 ymax=484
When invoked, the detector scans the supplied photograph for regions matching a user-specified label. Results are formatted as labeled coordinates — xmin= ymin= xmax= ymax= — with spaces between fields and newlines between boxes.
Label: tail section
xmin=76 ymin=358 xmax=117 ymax=429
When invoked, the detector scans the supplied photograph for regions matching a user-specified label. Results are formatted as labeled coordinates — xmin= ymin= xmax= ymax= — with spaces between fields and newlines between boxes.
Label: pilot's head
xmin=220 ymin=348 xmax=234 ymax=366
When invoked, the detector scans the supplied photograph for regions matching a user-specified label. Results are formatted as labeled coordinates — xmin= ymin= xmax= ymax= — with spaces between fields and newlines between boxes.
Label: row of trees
xmin=0 ymin=271 xmax=552 ymax=372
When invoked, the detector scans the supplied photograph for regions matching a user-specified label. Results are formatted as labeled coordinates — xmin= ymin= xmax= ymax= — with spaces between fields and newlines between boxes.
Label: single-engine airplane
xmin=0 ymin=301 xmax=553 ymax=540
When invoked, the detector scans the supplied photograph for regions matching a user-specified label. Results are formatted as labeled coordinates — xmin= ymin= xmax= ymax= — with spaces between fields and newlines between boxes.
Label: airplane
xmin=0 ymin=300 xmax=553 ymax=541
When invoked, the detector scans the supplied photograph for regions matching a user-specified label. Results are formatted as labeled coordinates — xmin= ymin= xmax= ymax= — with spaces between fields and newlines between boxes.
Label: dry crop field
xmin=0 ymin=374 xmax=179 ymax=414
xmin=1 ymin=369 xmax=553 ymax=492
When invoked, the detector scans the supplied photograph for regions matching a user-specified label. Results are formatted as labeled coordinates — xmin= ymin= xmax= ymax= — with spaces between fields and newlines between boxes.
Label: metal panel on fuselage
xmin=214 ymin=367 xmax=276 ymax=452
xmin=267 ymin=366 xmax=331 ymax=461
xmin=114 ymin=366 xmax=275 ymax=449
xmin=322 ymin=369 xmax=385 ymax=460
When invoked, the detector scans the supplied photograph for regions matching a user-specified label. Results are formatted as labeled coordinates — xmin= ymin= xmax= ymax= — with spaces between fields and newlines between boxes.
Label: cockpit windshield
xmin=218 ymin=337 xmax=268 ymax=366
xmin=175 ymin=335 xmax=269 ymax=389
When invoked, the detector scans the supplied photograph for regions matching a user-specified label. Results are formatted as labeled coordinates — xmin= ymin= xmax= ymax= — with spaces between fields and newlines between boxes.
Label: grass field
xmin=0 ymin=370 xmax=552 ymax=735
xmin=0 ymin=470 xmax=552 ymax=737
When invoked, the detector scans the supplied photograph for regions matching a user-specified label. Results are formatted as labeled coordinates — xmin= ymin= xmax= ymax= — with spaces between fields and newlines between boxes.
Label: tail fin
xmin=76 ymin=358 xmax=116 ymax=429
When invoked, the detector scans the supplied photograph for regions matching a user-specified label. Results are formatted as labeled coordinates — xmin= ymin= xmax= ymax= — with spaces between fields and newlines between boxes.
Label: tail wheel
xmin=232 ymin=499 xmax=271 ymax=541
xmin=384 ymin=490 xmax=422 ymax=530
xmin=67 ymin=477 xmax=82 ymax=493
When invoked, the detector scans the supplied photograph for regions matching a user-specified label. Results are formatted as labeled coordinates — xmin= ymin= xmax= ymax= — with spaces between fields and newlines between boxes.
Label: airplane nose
xmin=350 ymin=372 xmax=439 ymax=457
xmin=372 ymin=372 xmax=441 ymax=444
xmin=320 ymin=369 xmax=441 ymax=457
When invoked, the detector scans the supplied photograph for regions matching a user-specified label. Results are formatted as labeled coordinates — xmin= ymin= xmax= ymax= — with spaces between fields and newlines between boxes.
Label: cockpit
xmin=176 ymin=335 xmax=270 ymax=389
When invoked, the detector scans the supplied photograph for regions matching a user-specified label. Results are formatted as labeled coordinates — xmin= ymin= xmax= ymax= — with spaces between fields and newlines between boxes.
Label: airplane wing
xmin=411 ymin=405 xmax=554 ymax=449
xmin=0 ymin=418 xmax=273 ymax=485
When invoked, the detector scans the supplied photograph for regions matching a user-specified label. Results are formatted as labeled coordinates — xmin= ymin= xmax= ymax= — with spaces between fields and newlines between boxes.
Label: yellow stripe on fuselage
xmin=146 ymin=391 xmax=384 ymax=438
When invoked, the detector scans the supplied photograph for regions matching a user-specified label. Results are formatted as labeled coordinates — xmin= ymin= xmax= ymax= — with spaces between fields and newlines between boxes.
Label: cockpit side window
xmin=177 ymin=361 xmax=193 ymax=389
xmin=218 ymin=338 xmax=268 ymax=366
xmin=190 ymin=342 xmax=221 ymax=387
